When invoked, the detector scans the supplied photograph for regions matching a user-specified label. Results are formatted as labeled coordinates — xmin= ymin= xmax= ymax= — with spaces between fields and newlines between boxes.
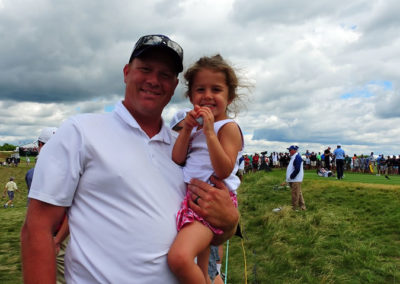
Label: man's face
xmin=38 ymin=141 xmax=45 ymax=153
xmin=289 ymin=149 xmax=296 ymax=156
xmin=172 ymin=119 xmax=185 ymax=132
xmin=123 ymin=49 xmax=179 ymax=120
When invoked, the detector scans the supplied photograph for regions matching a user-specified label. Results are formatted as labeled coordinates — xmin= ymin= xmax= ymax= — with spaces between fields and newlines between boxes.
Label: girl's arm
xmin=172 ymin=110 xmax=198 ymax=165
xmin=172 ymin=127 xmax=192 ymax=165
xmin=198 ymin=106 xmax=242 ymax=179
xmin=207 ymin=122 xmax=242 ymax=179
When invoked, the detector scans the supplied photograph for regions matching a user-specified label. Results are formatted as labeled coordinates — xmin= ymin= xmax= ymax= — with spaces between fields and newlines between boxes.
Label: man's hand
xmin=188 ymin=176 xmax=239 ymax=245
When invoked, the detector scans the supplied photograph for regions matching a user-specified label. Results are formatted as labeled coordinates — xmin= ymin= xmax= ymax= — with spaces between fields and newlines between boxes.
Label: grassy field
xmin=227 ymin=169 xmax=400 ymax=283
xmin=0 ymin=153 xmax=32 ymax=284
xmin=1 ymin=154 xmax=399 ymax=283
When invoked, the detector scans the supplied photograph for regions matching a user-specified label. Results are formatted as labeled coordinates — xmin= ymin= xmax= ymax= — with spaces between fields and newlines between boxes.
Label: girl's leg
xmin=168 ymin=221 xmax=213 ymax=284
xmin=197 ymin=245 xmax=211 ymax=284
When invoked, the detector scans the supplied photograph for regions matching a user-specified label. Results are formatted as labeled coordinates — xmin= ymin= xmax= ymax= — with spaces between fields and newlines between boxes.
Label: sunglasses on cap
xmin=129 ymin=35 xmax=183 ymax=72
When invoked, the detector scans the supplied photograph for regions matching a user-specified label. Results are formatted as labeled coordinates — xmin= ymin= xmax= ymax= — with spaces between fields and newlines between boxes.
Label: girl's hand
xmin=194 ymin=105 xmax=214 ymax=136
xmin=182 ymin=109 xmax=198 ymax=132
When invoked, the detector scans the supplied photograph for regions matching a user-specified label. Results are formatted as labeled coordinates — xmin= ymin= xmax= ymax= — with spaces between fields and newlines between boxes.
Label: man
xmin=305 ymin=150 xmax=311 ymax=169
xmin=237 ymin=155 xmax=245 ymax=180
xmin=333 ymin=144 xmax=345 ymax=179
xmin=21 ymin=34 xmax=238 ymax=283
xmin=378 ymin=154 xmax=386 ymax=175
xmin=310 ymin=152 xmax=317 ymax=169
xmin=25 ymin=127 xmax=57 ymax=202
xmin=169 ymin=108 xmax=191 ymax=132
xmin=344 ymin=155 xmax=351 ymax=171
xmin=252 ymin=153 xmax=259 ymax=172
xmin=324 ymin=147 xmax=331 ymax=170
xmin=244 ymin=154 xmax=251 ymax=173
xmin=272 ymin=152 xmax=279 ymax=168
xmin=369 ymin=152 xmax=375 ymax=169
xmin=3 ymin=177 xmax=19 ymax=208
xmin=208 ymin=245 xmax=224 ymax=284
xmin=316 ymin=152 xmax=321 ymax=168
xmin=284 ymin=145 xmax=306 ymax=211
xmin=394 ymin=155 xmax=400 ymax=175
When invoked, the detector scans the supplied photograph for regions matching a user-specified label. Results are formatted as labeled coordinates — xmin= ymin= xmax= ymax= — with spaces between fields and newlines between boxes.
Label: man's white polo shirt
xmin=29 ymin=102 xmax=185 ymax=283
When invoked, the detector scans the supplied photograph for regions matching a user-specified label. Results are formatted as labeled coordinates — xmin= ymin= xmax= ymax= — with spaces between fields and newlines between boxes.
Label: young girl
xmin=168 ymin=55 xmax=245 ymax=284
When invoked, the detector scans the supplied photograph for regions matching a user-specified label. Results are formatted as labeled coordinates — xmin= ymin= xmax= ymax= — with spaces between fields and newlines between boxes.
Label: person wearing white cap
xmin=170 ymin=108 xmax=191 ymax=132
xmin=38 ymin=127 xmax=57 ymax=145
xmin=25 ymin=127 xmax=57 ymax=201
xmin=283 ymin=145 xmax=306 ymax=210
xmin=21 ymin=34 xmax=238 ymax=284
xmin=333 ymin=144 xmax=345 ymax=179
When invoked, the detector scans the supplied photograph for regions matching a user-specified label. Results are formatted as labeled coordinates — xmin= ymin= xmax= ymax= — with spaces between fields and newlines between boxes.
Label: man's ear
xmin=123 ymin=64 xmax=131 ymax=84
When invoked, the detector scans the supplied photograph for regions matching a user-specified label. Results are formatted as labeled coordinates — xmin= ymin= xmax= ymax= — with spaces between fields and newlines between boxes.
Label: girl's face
xmin=190 ymin=68 xmax=230 ymax=121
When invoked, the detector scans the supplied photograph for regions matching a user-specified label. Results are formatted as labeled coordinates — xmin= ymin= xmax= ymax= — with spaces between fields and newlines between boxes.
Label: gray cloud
xmin=0 ymin=0 xmax=399 ymax=155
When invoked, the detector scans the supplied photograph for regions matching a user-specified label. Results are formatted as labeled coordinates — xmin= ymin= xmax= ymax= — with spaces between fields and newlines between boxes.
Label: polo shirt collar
xmin=113 ymin=101 xmax=172 ymax=144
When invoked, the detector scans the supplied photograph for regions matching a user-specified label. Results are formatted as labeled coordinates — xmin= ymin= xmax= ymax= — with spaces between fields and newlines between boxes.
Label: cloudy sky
xmin=1 ymin=0 xmax=399 ymax=155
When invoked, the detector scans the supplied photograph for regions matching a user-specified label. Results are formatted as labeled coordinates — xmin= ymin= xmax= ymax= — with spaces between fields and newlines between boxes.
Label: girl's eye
xmin=195 ymin=87 xmax=205 ymax=92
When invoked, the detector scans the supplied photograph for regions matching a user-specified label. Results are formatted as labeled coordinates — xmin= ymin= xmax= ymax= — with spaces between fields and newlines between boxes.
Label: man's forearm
xmin=21 ymin=225 xmax=57 ymax=283
xmin=21 ymin=200 xmax=66 ymax=283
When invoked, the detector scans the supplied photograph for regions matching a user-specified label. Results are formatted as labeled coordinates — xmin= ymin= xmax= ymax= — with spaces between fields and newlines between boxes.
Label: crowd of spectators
xmin=242 ymin=151 xmax=400 ymax=175
xmin=1 ymin=157 xmax=20 ymax=167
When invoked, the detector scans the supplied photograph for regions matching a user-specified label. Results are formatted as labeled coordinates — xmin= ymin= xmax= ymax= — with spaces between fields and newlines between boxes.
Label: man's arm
xmin=187 ymin=176 xmax=239 ymax=245
xmin=21 ymin=199 xmax=67 ymax=284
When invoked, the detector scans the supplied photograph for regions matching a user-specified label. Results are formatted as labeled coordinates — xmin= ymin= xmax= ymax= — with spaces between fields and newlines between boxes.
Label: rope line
xmin=241 ymin=238 xmax=248 ymax=284
xmin=224 ymin=240 xmax=229 ymax=284
xmin=224 ymin=223 xmax=249 ymax=284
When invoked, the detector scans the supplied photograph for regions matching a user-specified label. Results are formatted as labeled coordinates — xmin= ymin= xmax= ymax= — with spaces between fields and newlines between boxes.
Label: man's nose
xmin=145 ymin=72 xmax=161 ymax=86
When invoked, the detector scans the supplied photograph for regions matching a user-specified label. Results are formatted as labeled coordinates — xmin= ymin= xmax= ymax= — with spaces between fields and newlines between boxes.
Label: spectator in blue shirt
xmin=333 ymin=144 xmax=345 ymax=179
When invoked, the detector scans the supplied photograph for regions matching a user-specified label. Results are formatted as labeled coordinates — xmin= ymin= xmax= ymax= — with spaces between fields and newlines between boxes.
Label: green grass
xmin=1 ymin=158 xmax=400 ymax=283
xmin=305 ymin=170 xmax=400 ymax=185
xmin=226 ymin=169 xmax=400 ymax=283
xmin=0 ymin=154 xmax=31 ymax=284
